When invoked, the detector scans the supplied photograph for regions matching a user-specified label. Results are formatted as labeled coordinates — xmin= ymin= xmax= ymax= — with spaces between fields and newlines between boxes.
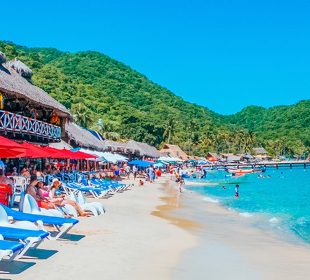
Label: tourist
xmin=179 ymin=176 xmax=184 ymax=193
xmin=132 ymin=165 xmax=138 ymax=180
xmin=0 ymin=169 xmax=14 ymax=186
xmin=125 ymin=165 xmax=131 ymax=179
xmin=21 ymin=167 xmax=31 ymax=178
xmin=49 ymin=179 xmax=91 ymax=217
xmin=26 ymin=174 xmax=43 ymax=202
xmin=11 ymin=167 xmax=18 ymax=176
xmin=235 ymin=184 xmax=239 ymax=198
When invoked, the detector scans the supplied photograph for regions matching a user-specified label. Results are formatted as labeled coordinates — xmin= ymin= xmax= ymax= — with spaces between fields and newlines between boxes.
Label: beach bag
xmin=0 ymin=184 xmax=13 ymax=206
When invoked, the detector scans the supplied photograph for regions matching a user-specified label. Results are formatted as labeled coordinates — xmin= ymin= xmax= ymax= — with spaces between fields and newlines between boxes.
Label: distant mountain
xmin=0 ymin=41 xmax=309 ymax=156
xmin=226 ymin=101 xmax=310 ymax=147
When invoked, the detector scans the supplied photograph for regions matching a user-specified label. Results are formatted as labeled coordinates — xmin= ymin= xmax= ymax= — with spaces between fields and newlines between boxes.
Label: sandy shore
xmin=2 ymin=175 xmax=310 ymax=280
xmin=0 ymin=176 xmax=196 ymax=280
xmin=172 ymin=187 xmax=310 ymax=280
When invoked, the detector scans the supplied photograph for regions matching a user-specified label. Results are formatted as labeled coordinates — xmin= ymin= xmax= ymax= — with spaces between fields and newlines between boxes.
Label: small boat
xmin=228 ymin=168 xmax=263 ymax=175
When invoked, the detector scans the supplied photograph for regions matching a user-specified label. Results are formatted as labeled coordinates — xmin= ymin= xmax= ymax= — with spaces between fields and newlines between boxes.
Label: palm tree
xmin=244 ymin=131 xmax=256 ymax=152
xmin=96 ymin=118 xmax=120 ymax=140
xmin=72 ymin=103 xmax=92 ymax=128
xmin=163 ymin=118 xmax=176 ymax=144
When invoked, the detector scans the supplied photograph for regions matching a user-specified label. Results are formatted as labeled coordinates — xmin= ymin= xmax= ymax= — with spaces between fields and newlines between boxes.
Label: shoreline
xmin=2 ymin=174 xmax=310 ymax=279
xmin=168 ymin=184 xmax=310 ymax=280
xmin=2 ymin=175 xmax=196 ymax=280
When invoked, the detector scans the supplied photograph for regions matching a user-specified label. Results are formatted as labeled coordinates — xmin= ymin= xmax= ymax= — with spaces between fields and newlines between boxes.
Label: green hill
xmin=225 ymin=101 xmax=310 ymax=156
xmin=0 ymin=41 xmax=309 ymax=157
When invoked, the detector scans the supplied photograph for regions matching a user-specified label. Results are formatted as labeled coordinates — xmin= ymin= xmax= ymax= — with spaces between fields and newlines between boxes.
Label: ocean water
xmin=187 ymin=167 xmax=310 ymax=243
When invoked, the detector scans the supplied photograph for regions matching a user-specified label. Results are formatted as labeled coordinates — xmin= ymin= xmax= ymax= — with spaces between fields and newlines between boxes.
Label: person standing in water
xmin=235 ymin=184 xmax=239 ymax=198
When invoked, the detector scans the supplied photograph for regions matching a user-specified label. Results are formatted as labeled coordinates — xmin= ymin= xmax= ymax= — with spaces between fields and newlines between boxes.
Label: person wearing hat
xmin=49 ymin=179 xmax=91 ymax=217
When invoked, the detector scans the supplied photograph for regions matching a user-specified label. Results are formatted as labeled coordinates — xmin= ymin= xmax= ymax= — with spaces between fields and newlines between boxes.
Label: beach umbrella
xmin=0 ymin=136 xmax=24 ymax=149
xmin=50 ymin=148 xmax=97 ymax=160
xmin=0 ymin=148 xmax=25 ymax=158
xmin=19 ymin=142 xmax=51 ymax=158
xmin=71 ymin=151 xmax=97 ymax=160
xmin=128 ymin=160 xmax=154 ymax=168
xmin=0 ymin=136 xmax=26 ymax=158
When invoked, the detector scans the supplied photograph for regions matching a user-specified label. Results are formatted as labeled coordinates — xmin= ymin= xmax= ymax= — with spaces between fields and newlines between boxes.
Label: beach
xmin=1 ymin=176 xmax=196 ymax=280
xmin=174 ymin=184 xmax=310 ymax=280
xmin=2 ymin=175 xmax=310 ymax=280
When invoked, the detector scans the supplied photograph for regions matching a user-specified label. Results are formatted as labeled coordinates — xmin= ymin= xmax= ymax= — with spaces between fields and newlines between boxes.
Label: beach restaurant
xmin=0 ymin=54 xmax=71 ymax=143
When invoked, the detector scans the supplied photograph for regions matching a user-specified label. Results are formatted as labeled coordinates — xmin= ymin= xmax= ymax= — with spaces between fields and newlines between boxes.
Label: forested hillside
xmin=0 ymin=41 xmax=309 ymax=157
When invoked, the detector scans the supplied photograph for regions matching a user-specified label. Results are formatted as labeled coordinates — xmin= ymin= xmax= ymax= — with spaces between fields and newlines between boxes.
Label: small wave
xmin=203 ymin=197 xmax=219 ymax=203
xmin=269 ymin=217 xmax=279 ymax=224
xmin=296 ymin=217 xmax=308 ymax=225
xmin=239 ymin=212 xmax=253 ymax=218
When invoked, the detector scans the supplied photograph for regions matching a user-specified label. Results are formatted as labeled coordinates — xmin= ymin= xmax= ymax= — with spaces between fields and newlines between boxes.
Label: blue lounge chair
xmin=0 ymin=226 xmax=49 ymax=259
xmin=0 ymin=237 xmax=24 ymax=261
xmin=64 ymin=182 xmax=110 ymax=199
xmin=0 ymin=204 xmax=79 ymax=240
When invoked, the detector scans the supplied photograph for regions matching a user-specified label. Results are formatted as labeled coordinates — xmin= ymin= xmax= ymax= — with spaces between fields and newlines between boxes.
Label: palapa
xmin=0 ymin=52 xmax=6 ymax=64
xmin=65 ymin=122 xmax=106 ymax=151
xmin=0 ymin=60 xmax=71 ymax=117
xmin=160 ymin=144 xmax=189 ymax=160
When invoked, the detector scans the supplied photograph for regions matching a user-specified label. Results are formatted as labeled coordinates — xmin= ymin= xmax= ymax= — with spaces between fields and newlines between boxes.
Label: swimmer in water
xmin=235 ymin=184 xmax=239 ymax=199
xmin=222 ymin=186 xmax=226 ymax=190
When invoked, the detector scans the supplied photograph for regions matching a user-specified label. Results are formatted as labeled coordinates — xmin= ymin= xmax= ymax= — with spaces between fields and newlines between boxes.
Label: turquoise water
xmin=187 ymin=167 xmax=310 ymax=243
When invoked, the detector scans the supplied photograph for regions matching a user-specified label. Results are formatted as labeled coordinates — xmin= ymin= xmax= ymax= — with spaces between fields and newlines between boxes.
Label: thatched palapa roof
xmin=160 ymin=144 xmax=189 ymax=160
xmin=65 ymin=122 xmax=106 ymax=150
xmin=103 ymin=140 xmax=128 ymax=152
xmin=6 ymin=59 xmax=32 ymax=79
xmin=253 ymin=147 xmax=268 ymax=155
xmin=0 ymin=58 xmax=71 ymax=117
xmin=126 ymin=140 xmax=161 ymax=158
xmin=0 ymin=52 xmax=6 ymax=64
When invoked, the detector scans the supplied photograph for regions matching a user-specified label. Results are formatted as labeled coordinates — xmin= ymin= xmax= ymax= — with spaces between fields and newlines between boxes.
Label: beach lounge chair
xmin=0 ymin=204 xmax=79 ymax=240
xmin=69 ymin=191 xmax=105 ymax=216
xmin=0 ymin=226 xmax=49 ymax=259
xmin=22 ymin=194 xmax=78 ymax=218
xmin=64 ymin=182 xmax=110 ymax=199
xmin=0 ymin=236 xmax=24 ymax=261
xmin=10 ymin=176 xmax=27 ymax=206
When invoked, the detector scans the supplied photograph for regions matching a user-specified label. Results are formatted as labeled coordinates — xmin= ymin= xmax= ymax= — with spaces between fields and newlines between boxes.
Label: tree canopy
xmin=0 ymin=41 xmax=309 ymax=157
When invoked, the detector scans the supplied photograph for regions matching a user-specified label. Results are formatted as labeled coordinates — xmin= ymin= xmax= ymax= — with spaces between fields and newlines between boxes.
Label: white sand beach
xmin=0 ymin=176 xmax=196 ymax=280
xmin=2 ymin=175 xmax=310 ymax=280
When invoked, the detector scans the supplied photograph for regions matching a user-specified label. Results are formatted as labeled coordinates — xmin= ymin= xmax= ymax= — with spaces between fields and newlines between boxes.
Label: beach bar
xmin=0 ymin=55 xmax=71 ymax=143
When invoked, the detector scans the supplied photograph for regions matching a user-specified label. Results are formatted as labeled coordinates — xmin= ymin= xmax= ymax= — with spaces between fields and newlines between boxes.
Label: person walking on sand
xmin=132 ymin=165 xmax=138 ymax=180
xmin=125 ymin=165 xmax=131 ymax=179
xmin=179 ymin=176 xmax=184 ymax=193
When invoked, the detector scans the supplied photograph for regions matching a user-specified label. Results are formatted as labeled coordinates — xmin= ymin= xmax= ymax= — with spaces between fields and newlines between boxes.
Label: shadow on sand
xmin=22 ymin=248 xmax=58 ymax=260
xmin=58 ymin=233 xmax=86 ymax=242
xmin=0 ymin=259 xmax=36 ymax=275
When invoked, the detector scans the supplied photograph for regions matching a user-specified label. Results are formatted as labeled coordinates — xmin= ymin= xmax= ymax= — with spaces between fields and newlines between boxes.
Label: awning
xmin=128 ymin=160 xmax=154 ymax=168
xmin=20 ymin=142 xmax=51 ymax=158
xmin=0 ymin=136 xmax=26 ymax=158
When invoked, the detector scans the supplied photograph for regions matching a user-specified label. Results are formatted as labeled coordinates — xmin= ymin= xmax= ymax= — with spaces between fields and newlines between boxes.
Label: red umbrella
xmin=20 ymin=142 xmax=51 ymax=158
xmin=49 ymin=149 xmax=97 ymax=160
xmin=0 ymin=136 xmax=26 ymax=158
xmin=41 ymin=146 xmax=62 ymax=154
xmin=72 ymin=151 xmax=97 ymax=160
xmin=0 ymin=136 xmax=24 ymax=149
xmin=0 ymin=148 xmax=25 ymax=158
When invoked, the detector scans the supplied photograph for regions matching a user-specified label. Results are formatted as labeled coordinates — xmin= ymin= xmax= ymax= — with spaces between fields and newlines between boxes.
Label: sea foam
xmin=269 ymin=217 xmax=279 ymax=224
xmin=203 ymin=197 xmax=219 ymax=203
xmin=239 ymin=212 xmax=253 ymax=218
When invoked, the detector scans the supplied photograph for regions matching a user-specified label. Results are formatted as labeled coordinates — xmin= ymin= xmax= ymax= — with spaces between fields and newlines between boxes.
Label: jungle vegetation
xmin=1 ymin=41 xmax=309 ymax=157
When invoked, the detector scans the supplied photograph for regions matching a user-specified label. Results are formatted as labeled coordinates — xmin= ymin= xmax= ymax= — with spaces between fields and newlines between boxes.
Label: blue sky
xmin=1 ymin=0 xmax=309 ymax=114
